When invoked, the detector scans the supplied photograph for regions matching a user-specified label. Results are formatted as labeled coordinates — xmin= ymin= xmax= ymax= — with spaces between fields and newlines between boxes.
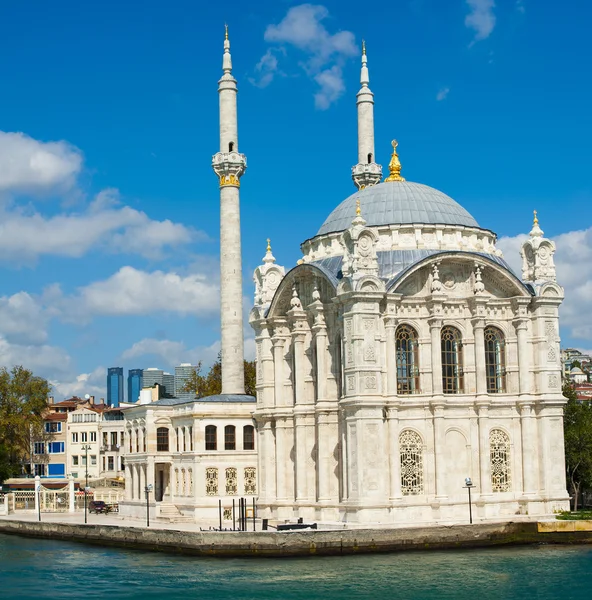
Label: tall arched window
xmin=225 ymin=425 xmax=236 ymax=450
xmin=399 ymin=430 xmax=424 ymax=495
xmin=243 ymin=425 xmax=255 ymax=450
xmin=156 ymin=427 xmax=169 ymax=452
xmin=485 ymin=326 xmax=506 ymax=393
xmin=490 ymin=429 xmax=511 ymax=492
xmin=396 ymin=324 xmax=420 ymax=394
xmin=205 ymin=425 xmax=217 ymax=451
xmin=142 ymin=428 xmax=146 ymax=453
xmin=135 ymin=429 xmax=139 ymax=453
xmin=441 ymin=326 xmax=463 ymax=394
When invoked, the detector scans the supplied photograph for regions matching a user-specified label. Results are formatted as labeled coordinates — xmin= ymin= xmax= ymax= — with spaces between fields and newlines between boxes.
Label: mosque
xmin=121 ymin=30 xmax=569 ymax=525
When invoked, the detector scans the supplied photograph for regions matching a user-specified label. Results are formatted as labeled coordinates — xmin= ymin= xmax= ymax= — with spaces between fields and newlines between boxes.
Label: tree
xmin=182 ymin=355 xmax=257 ymax=398
xmin=563 ymin=382 xmax=592 ymax=510
xmin=0 ymin=366 xmax=51 ymax=482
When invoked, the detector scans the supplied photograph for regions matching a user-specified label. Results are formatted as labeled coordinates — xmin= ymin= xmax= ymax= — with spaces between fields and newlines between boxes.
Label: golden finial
xmin=356 ymin=198 xmax=361 ymax=217
xmin=362 ymin=40 xmax=366 ymax=56
xmin=385 ymin=139 xmax=406 ymax=182
xmin=533 ymin=210 xmax=538 ymax=225
xmin=224 ymin=24 xmax=228 ymax=40
xmin=266 ymin=238 xmax=271 ymax=253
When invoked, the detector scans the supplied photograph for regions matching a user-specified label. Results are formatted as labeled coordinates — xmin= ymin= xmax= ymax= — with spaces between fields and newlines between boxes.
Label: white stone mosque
xmin=121 ymin=31 xmax=569 ymax=526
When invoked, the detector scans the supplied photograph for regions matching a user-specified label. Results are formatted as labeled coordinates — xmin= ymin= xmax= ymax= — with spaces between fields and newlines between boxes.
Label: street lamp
xmin=144 ymin=484 xmax=153 ymax=527
xmin=463 ymin=477 xmax=475 ymax=524
xmin=82 ymin=444 xmax=91 ymax=524
xmin=36 ymin=484 xmax=41 ymax=522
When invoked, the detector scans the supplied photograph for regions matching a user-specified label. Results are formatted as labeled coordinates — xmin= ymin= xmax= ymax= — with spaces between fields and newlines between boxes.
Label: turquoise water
xmin=1 ymin=534 xmax=591 ymax=600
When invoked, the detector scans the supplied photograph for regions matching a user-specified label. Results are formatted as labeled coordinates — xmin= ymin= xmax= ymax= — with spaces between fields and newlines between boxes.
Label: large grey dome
xmin=317 ymin=181 xmax=479 ymax=236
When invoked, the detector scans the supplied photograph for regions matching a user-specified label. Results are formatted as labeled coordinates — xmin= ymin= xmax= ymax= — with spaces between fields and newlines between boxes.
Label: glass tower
xmin=127 ymin=369 xmax=143 ymax=403
xmin=107 ymin=367 xmax=124 ymax=407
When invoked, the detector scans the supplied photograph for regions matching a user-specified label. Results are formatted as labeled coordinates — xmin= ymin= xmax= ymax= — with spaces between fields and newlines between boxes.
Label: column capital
xmin=428 ymin=317 xmax=442 ymax=329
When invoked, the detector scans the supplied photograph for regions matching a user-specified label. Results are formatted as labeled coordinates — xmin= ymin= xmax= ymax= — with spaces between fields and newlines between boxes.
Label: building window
xmin=143 ymin=428 xmax=146 ymax=453
xmin=400 ymin=430 xmax=424 ymax=495
xmin=243 ymin=425 xmax=255 ymax=450
xmin=71 ymin=471 xmax=78 ymax=479
xmin=81 ymin=432 xmax=88 ymax=443
xmin=136 ymin=429 xmax=140 ymax=453
xmin=34 ymin=442 xmax=45 ymax=455
xmin=90 ymin=432 xmax=97 ymax=442
xmin=189 ymin=426 xmax=193 ymax=451
xmin=441 ymin=326 xmax=463 ymax=394
xmin=396 ymin=324 xmax=420 ymax=394
xmin=72 ymin=455 xmax=79 ymax=466
xmin=225 ymin=467 xmax=238 ymax=495
xmin=182 ymin=427 xmax=187 ymax=452
xmin=485 ymin=326 xmax=506 ymax=393
xmin=156 ymin=427 xmax=169 ymax=452
xmin=81 ymin=455 xmax=87 ymax=466
xmin=71 ymin=433 xmax=78 ymax=443
xmin=108 ymin=456 xmax=114 ymax=471
xmin=45 ymin=422 xmax=62 ymax=433
xmin=48 ymin=442 xmax=65 ymax=454
xmin=490 ymin=429 xmax=512 ymax=492
xmin=225 ymin=425 xmax=236 ymax=450
xmin=205 ymin=425 xmax=217 ymax=451
xmin=128 ymin=432 xmax=132 ymax=453
xmin=176 ymin=428 xmax=180 ymax=452
xmin=110 ymin=432 xmax=117 ymax=446
xmin=206 ymin=467 xmax=218 ymax=496
xmin=120 ymin=432 xmax=125 ymax=447
xmin=91 ymin=455 xmax=97 ymax=466
xmin=34 ymin=464 xmax=46 ymax=477
xmin=244 ymin=467 xmax=257 ymax=495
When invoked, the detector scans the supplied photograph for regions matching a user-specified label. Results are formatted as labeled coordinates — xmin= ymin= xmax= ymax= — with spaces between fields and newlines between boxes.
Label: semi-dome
xmin=317 ymin=180 xmax=479 ymax=236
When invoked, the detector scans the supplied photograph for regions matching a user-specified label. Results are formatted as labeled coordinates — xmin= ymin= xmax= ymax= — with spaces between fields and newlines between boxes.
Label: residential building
xmin=107 ymin=367 xmax=124 ymax=407
xmin=100 ymin=407 xmax=126 ymax=479
xmin=31 ymin=413 xmax=68 ymax=478
xmin=67 ymin=407 xmax=102 ymax=481
xmin=174 ymin=363 xmax=196 ymax=401
xmin=128 ymin=369 xmax=143 ymax=403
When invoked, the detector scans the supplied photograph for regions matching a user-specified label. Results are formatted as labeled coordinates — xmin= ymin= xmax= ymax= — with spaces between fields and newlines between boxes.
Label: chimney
xmin=90 ymin=395 xmax=95 ymax=405
xmin=49 ymin=396 xmax=54 ymax=404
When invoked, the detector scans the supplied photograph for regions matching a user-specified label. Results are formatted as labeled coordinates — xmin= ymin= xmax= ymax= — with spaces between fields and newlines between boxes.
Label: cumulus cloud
xmin=0 ymin=131 xmax=83 ymax=197
xmin=0 ymin=188 xmax=198 ymax=263
xmin=436 ymin=87 xmax=450 ymax=101
xmin=0 ymin=291 xmax=50 ymax=345
xmin=0 ymin=335 xmax=72 ymax=376
xmin=498 ymin=225 xmax=592 ymax=341
xmin=255 ymin=4 xmax=357 ymax=108
xmin=50 ymin=366 xmax=107 ymax=401
xmin=249 ymin=48 xmax=284 ymax=88
xmin=465 ymin=0 xmax=496 ymax=44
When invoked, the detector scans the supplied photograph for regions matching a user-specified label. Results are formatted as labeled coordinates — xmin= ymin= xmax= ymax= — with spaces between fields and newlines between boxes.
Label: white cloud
xmin=0 ymin=188 xmax=197 ymax=263
xmin=249 ymin=48 xmax=284 ymax=88
xmin=0 ymin=131 xmax=82 ymax=197
xmin=0 ymin=335 xmax=72 ymax=376
xmin=51 ymin=366 xmax=106 ymax=401
xmin=498 ymin=225 xmax=592 ymax=341
xmin=257 ymin=4 xmax=357 ymax=108
xmin=57 ymin=266 xmax=221 ymax=321
xmin=436 ymin=87 xmax=450 ymax=101
xmin=0 ymin=291 xmax=49 ymax=345
xmin=121 ymin=338 xmax=221 ymax=370
xmin=516 ymin=0 xmax=525 ymax=13
xmin=465 ymin=0 xmax=496 ymax=43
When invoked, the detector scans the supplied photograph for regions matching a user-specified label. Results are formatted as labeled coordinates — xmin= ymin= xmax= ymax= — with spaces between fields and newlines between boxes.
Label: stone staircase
xmin=157 ymin=503 xmax=194 ymax=523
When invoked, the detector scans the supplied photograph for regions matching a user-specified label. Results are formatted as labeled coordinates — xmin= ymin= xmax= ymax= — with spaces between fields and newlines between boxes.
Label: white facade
xmin=67 ymin=407 xmax=101 ymax=480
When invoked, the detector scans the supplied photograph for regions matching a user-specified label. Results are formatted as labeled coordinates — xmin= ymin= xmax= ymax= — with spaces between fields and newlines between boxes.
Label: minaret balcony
xmin=352 ymin=162 xmax=382 ymax=190
xmin=212 ymin=151 xmax=247 ymax=187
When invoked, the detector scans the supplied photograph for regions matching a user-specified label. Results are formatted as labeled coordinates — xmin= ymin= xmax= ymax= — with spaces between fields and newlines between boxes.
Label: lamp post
xmin=144 ymin=484 xmax=153 ymax=527
xmin=36 ymin=484 xmax=41 ymax=522
xmin=463 ymin=477 xmax=475 ymax=524
xmin=82 ymin=444 xmax=91 ymax=523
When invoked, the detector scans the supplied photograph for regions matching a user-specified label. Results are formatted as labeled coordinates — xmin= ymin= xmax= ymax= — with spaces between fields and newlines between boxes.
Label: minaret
xmin=212 ymin=26 xmax=246 ymax=395
xmin=352 ymin=41 xmax=382 ymax=190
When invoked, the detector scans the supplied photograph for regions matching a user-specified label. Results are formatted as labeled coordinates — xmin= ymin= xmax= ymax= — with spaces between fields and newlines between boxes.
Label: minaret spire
xmin=212 ymin=26 xmax=247 ymax=395
xmin=352 ymin=41 xmax=382 ymax=190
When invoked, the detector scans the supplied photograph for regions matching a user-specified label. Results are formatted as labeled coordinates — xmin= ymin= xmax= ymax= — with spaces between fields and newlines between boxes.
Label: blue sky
xmin=0 ymin=0 xmax=590 ymax=399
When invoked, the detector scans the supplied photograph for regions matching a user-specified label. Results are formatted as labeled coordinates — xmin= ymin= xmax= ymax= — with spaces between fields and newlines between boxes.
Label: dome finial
xmin=385 ymin=139 xmax=405 ymax=182
xmin=530 ymin=209 xmax=544 ymax=237
xmin=362 ymin=39 xmax=366 ymax=57
xmin=225 ymin=23 xmax=229 ymax=40
xmin=266 ymin=237 xmax=271 ymax=252
xmin=533 ymin=209 xmax=538 ymax=226
xmin=356 ymin=198 xmax=361 ymax=217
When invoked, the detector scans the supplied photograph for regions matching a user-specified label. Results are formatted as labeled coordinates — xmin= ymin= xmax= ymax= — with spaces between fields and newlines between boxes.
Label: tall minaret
xmin=352 ymin=41 xmax=382 ymax=190
xmin=212 ymin=26 xmax=246 ymax=395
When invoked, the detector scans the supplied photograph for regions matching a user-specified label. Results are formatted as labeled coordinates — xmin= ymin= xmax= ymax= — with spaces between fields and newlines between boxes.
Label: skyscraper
xmin=175 ymin=363 xmax=196 ymax=400
xmin=107 ymin=367 xmax=124 ymax=407
xmin=127 ymin=369 xmax=143 ymax=403
xmin=162 ymin=373 xmax=175 ymax=397
xmin=142 ymin=368 xmax=164 ymax=388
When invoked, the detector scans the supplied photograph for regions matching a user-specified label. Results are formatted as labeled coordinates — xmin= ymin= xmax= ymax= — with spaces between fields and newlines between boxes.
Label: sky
xmin=0 ymin=0 xmax=591 ymax=400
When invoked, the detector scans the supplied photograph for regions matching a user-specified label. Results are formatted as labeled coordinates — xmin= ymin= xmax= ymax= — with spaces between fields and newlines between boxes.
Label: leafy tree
xmin=0 ymin=366 xmax=51 ymax=482
xmin=571 ymin=360 xmax=582 ymax=370
xmin=182 ymin=355 xmax=257 ymax=398
xmin=563 ymin=382 xmax=592 ymax=510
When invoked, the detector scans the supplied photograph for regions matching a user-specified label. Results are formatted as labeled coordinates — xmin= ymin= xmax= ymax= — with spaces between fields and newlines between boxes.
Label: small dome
xmin=571 ymin=367 xmax=585 ymax=374
xmin=317 ymin=181 xmax=479 ymax=236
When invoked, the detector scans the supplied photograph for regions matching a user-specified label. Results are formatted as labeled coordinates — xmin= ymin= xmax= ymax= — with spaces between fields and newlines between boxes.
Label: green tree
xmin=182 ymin=355 xmax=257 ymax=398
xmin=0 ymin=366 xmax=51 ymax=482
xmin=563 ymin=382 xmax=592 ymax=511
xmin=571 ymin=360 xmax=582 ymax=370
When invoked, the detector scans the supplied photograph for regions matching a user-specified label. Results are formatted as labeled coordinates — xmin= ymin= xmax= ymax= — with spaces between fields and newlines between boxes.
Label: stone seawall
xmin=1 ymin=520 xmax=591 ymax=557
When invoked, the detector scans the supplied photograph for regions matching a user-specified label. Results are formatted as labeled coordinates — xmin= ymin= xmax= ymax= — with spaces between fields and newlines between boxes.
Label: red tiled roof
xmin=44 ymin=413 xmax=67 ymax=422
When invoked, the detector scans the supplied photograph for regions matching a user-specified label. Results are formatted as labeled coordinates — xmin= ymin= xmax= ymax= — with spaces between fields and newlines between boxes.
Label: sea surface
xmin=0 ymin=533 xmax=591 ymax=600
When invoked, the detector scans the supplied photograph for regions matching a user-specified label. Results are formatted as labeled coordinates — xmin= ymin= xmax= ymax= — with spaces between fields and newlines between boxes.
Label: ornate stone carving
xmin=521 ymin=212 xmax=557 ymax=283
xmin=212 ymin=150 xmax=246 ymax=187
xmin=548 ymin=374 xmax=559 ymax=389
xmin=253 ymin=240 xmax=285 ymax=307
xmin=431 ymin=262 xmax=443 ymax=294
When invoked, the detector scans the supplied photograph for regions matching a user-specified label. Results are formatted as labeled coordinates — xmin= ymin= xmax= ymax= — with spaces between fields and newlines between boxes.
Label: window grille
xmin=206 ymin=467 xmax=218 ymax=496
xmin=485 ymin=327 xmax=506 ymax=393
xmin=225 ymin=425 xmax=236 ymax=451
xmin=225 ymin=467 xmax=238 ymax=495
xmin=441 ymin=326 xmax=464 ymax=394
xmin=205 ymin=425 xmax=217 ymax=451
xmin=396 ymin=325 xmax=420 ymax=394
xmin=244 ymin=467 xmax=257 ymax=495
xmin=156 ymin=427 xmax=169 ymax=452
xmin=400 ymin=430 xmax=424 ymax=495
xmin=243 ymin=425 xmax=255 ymax=450
xmin=490 ymin=429 xmax=512 ymax=492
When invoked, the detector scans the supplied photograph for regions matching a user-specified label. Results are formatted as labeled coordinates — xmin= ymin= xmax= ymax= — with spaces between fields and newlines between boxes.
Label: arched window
xmin=396 ymin=324 xmax=420 ymax=394
xmin=367 ymin=152 xmax=373 ymax=163
xmin=490 ymin=429 xmax=511 ymax=492
xmin=176 ymin=427 xmax=180 ymax=452
xmin=485 ymin=326 xmax=506 ymax=393
xmin=142 ymin=428 xmax=146 ymax=453
xmin=225 ymin=425 xmax=236 ymax=450
xmin=189 ymin=426 xmax=193 ymax=451
xmin=225 ymin=467 xmax=238 ymax=495
xmin=243 ymin=425 xmax=255 ymax=450
xmin=182 ymin=426 xmax=186 ymax=452
xmin=156 ymin=427 xmax=169 ymax=452
xmin=205 ymin=425 xmax=217 ymax=451
xmin=135 ymin=429 xmax=139 ymax=453
xmin=205 ymin=467 xmax=218 ymax=495
xmin=441 ymin=326 xmax=463 ymax=394
xmin=400 ymin=430 xmax=424 ymax=495
xmin=128 ymin=431 xmax=132 ymax=453
xmin=229 ymin=141 xmax=234 ymax=152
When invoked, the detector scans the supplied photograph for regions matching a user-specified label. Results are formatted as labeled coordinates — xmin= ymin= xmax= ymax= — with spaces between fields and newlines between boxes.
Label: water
xmin=1 ymin=534 xmax=591 ymax=600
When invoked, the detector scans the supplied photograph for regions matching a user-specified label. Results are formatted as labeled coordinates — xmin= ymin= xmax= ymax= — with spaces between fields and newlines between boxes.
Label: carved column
xmin=388 ymin=405 xmax=402 ymax=500
xmin=477 ymin=402 xmax=491 ymax=496
xmin=271 ymin=336 xmax=286 ymax=407
xmin=428 ymin=318 xmax=443 ymax=396
xmin=125 ymin=464 xmax=132 ymax=501
xmin=472 ymin=317 xmax=487 ymax=396
xmin=261 ymin=420 xmax=276 ymax=501
xmin=520 ymin=402 xmax=538 ymax=495
xmin=385 ymin=314 xmax=397 ymax=396
xmin=432 ymin=401 xmax=447 ymax=499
